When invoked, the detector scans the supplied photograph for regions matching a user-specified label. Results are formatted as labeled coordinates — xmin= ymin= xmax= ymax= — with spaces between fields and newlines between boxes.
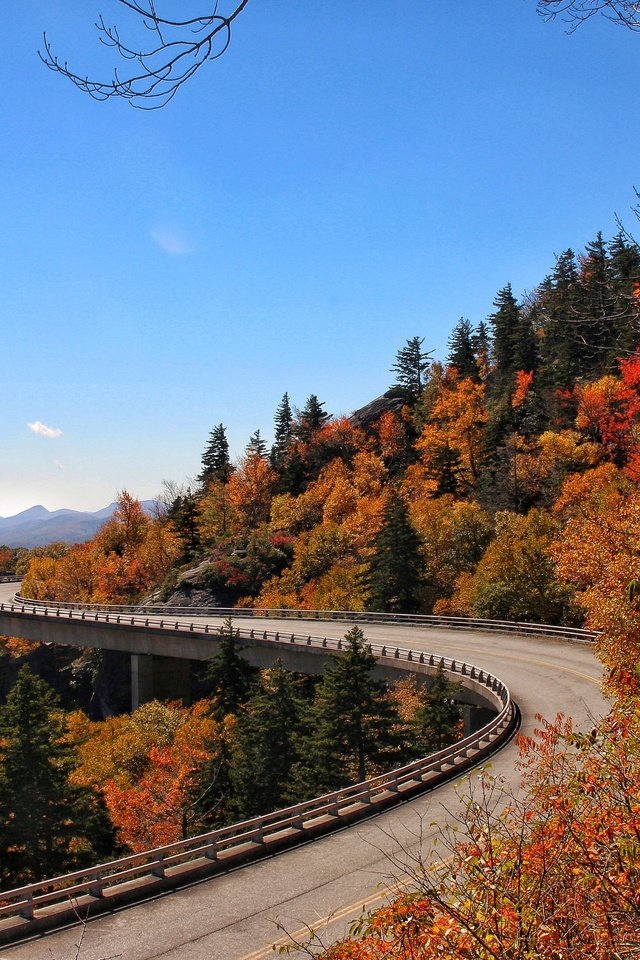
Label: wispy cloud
xmin=150 ymin=225 xmax=192 ymax=256
xmin=28 ymin=421 xmax=63 ymax=439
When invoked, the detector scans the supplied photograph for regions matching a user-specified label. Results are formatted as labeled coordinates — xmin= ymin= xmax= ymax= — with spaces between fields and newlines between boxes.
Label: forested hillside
xmin=13 ymin=228 xmax=640 ymax=638
xmin=3 ymin=228 xmax=640 ymax=949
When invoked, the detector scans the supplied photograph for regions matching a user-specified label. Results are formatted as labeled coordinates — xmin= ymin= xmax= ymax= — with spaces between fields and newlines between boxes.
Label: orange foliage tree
xmin=68 ymin=699 xmax=231 ymax=851
xmin=552 ymin=463 xmax=640 ymax=698
xmin=318 ymin=713 xmax=640 ymax=960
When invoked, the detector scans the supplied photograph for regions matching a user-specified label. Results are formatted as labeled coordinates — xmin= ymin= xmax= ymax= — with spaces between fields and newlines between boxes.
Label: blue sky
xmin=2 ymin=1 xmax=639 ymax=516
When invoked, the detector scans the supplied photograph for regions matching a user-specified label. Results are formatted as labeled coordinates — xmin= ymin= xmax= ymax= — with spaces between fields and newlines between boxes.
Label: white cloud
xmin=150 ymin=225 xmax=192 ymax=256
xmin=28 ymin=421 xmax=63 ymax=439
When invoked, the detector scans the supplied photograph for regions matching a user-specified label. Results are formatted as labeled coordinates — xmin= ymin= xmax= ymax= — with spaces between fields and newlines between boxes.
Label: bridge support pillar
xmin=131 ymin=654 xmax=193 ymax=710
xmin=463 ymin=704 xmax=473 ymax=737
xmin=131 ymin=654 xmax=154 ymax=711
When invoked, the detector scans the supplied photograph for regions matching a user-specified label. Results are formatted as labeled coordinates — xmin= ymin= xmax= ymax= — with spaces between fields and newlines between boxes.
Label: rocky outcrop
xmin=350 ymin=391 xmax=405 ymax=431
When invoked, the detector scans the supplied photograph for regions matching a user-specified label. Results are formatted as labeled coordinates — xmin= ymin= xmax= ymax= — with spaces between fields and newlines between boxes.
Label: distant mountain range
xmin=0 ymin=502 xmax=157 ymax=549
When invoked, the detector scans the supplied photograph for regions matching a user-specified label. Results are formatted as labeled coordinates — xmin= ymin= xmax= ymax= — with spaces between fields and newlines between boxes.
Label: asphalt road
xmin=0 ymin=588 xmax=607 ymax=960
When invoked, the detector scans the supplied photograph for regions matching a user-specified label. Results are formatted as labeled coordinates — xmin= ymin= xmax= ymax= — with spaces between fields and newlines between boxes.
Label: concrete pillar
xmin=130 ymin=654 xmax=154 ymax=710
xmin=130 ymin=654 xmax=192 ymax=710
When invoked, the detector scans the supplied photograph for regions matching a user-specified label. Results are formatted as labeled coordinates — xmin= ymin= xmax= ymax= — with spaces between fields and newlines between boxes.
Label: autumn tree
xmin=552 ymin=463 xmax=640 ymax=696
xmin=460 ymin=509 xmax=579 ymax=625
xmin=322 ymin=711 xmax=640 ymax=960
xmin=0 ymin=667 xmax=114 ymax=885
xmin=225 ymin=444 xmax=276 ymax=529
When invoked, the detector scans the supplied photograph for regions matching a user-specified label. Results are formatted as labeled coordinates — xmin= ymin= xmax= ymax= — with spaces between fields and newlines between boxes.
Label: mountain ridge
xmin=0 ymin=501 xmax=157 ymax=548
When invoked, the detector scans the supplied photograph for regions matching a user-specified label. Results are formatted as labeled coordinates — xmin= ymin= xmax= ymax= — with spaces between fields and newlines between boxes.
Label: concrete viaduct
xmin=0 ymin=581 xmax=607 ymax=960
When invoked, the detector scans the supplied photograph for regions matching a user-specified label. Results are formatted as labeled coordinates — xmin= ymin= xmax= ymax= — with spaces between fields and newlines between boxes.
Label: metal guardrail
xmin=0 ymin=597 xmax=516 ymax=940
xmin=10 ymin=593 xmax=598 ymax=643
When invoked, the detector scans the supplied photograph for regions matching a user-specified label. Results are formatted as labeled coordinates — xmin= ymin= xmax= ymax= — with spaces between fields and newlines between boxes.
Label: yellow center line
xmin=239 ymin=860 xmax=452 ymax=960
xmin=424 ymin=642 xmax=602 ymax=686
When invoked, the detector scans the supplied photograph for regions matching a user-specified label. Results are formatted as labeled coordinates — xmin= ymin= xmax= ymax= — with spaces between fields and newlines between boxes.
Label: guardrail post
xmin=18 ymin=892 xmax=34 ymax=920
xmin=205 ymin=842 xmax=218 ymax=861
xmin=89 ymin=873 xmax=105 ymax=897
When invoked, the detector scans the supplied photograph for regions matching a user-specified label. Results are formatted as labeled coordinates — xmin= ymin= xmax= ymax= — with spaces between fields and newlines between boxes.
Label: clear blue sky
xmin=2 ymin=1 xmax=638 ymax=516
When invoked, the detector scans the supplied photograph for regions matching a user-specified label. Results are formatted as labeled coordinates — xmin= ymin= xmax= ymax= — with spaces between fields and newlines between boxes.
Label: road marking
xmin=239 ymin=882 xmax=406 ymax=960
xmin=239 ymin=858 xmax=453 ymax=960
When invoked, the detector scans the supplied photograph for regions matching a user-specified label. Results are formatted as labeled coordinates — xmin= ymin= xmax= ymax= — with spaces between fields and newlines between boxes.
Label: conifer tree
xmin=169 ymin=486 xmax=201 ymax=563
xmin=245 ymin=428 xmax=268 ymax=459
xmin=198 ymin=423 xmax=233 ymax=486
xmin=472 ymin=321 xmax=491 ymax=381
xmin=390 ymin=336 xmax=433 ymax=401
xmin=447 ymin=318 xmax=477 ymax=380
xmin=0 ymin=667 xmax=114 ymax=885
xmin=270 ymin=392 xmax=294 ymax=469
xmin=291 ymin=627 xmax=404 ymax=795
xmin=366 ymin=493 xmax=424 ymax=613
xmin=295 ymin=394 xmax=330 ymax=443
xmin=205 ymin=619 xmax=256 ymax=720
xmin=489 ymin=285 xmax=537 ymax=396
xmin=413 ymin=663 xmax=462 ymax=754
xmin=230 ymin=660 xmax=304 ymax=819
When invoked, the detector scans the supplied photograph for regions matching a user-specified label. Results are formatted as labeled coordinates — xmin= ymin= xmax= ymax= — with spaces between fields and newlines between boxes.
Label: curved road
xmin=0 ymin=584 xmax=607 ymax=960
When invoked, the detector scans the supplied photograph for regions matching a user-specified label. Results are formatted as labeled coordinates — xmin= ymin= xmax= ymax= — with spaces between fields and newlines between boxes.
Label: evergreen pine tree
xmin=291 ymin=627 xmax=404 ymax=795
xmin=573 ymin=232 xmax=615 ymax=376
xmin=168 ymin=486 xmax=201 ymax=563
xmin=489 ymin=285 xmax=531 ymax=393
xmin=230 ymin=660 xmax=304 ymax=819
xmin=472 ymin=321 xmax=491 ymax=381
xmin=295 ymin=394 xmax=330 ymax=443
xmin=390 ymin=336 xmax=433 ymax=401
xmin=413 ymin=663 xmax=462 ymax=754
xmin=270 ymin=392 xmax=294 ymax=470
xmin=447 ymin=318 xmax=477 ymax=380
xmin=245 ymin=429 xmax=268 ymax=459
xmin=198 ymin=423 xmax=233 ymax=487
xmin=608 ymin=231 xmax=640 ymax=361
xmin=366 ymin=493 xmax=424 ymax=613
xmin=205 ymin=619 xmax=256 ymax=720
xmin=0 ymin=667 xmax=115 ymax=885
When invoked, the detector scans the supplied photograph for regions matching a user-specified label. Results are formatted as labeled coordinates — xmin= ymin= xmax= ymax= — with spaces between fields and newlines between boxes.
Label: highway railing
xmin=0 ymin=599 xmax=517 ymax=942
xmin=11 ymin=593 xmax=598 ymax=642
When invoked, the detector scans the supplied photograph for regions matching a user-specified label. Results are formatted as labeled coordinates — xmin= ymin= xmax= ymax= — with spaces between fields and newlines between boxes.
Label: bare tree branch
xmin=39 ymin=1 xmax=252 ymax=109
xmin=537 ymin=0 xmax=640 ymax=32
